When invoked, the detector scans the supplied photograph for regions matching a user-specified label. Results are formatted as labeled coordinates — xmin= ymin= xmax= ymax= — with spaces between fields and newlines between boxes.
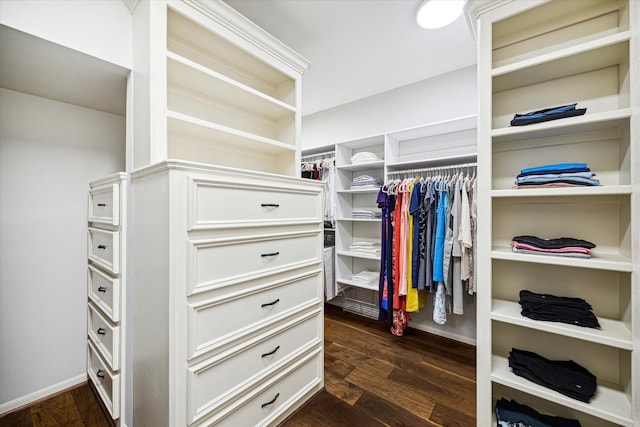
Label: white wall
xmin=302 ymin=65 xmax=477 ymax=149
xmin=0 ymin=89 xmax=126 ymax=411
xmin=0 ymin=0 xmax=132 ymax=69
xmin=302 ymin=66 xmax=478 ymax=343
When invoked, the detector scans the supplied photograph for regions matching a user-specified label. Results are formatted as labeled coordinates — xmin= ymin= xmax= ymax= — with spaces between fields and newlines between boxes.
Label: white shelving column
xmin=334 ymin=135 xmax=385 ymax=318
xmin=469 ymin=0 xmax=639 ymax=426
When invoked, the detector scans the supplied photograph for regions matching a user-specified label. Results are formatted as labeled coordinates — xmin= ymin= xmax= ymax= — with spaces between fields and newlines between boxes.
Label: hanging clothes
xmin=378 ymin=165 xmax=477 ymax=333
xmin=301 ymin=156 xmax=336 ymax=227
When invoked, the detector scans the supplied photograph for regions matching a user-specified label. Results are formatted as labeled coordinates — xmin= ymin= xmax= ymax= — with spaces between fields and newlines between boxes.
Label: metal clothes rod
xmin=386 ymin=162 xmax=477 ymax=178
xmin=301 ymin=150 xmax=336 ymax=160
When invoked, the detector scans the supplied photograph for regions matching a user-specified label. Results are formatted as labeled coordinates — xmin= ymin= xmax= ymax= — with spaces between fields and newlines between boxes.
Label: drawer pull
xmin=96 ymin=369 xmax=105 ymax=379
xmin=97 ymin=245 xmax=107 ymax=250
xmin=261 ymin=393 xmax=279 ymax=408
xmin=98 ymin=287 xmax=107 ymax=293
xmin=261 ymin=299 xmax=280 ymax=308
xmin=261 ymin=203 xmax=280 ymax=208
xmin=261 ymin=252 xmax=279 ymax=258
xmin=97 ymin=328 xmax=106 ymax=336
xmin=97 ymin=203 xmax=107 ymax=207
xmin=261 ymin=345 xmax=280 ymax=358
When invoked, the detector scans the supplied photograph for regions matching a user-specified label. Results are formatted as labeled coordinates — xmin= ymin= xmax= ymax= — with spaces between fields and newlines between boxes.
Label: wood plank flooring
xmin=0 ymin=305 xmax=476 ymax=427
xmin=0 ymin=382 xmax=112 ymax=427
xmin=280 ymin=305 xmax=476 ymax=426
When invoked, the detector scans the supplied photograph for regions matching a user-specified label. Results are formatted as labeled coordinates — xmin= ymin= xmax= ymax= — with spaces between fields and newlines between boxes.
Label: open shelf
xmin=336 ymin=160 xmax=385 ymax=172
xmin=491 ymin=355 xmax=632 ymax=427
xmin=167 ymin=7 xmax=296 ymax=106
xmin=491 ymin=246 xmax=632 ymax=272
xmin=491 ymin=299 xmax=632 ymax=350
xmin=492 ymin=33 xmax=630 ymax=92
xmin=336 ymin=277 xmax=379 ymax=292
xmin=336 ymin=250 xmax=380 ymax=261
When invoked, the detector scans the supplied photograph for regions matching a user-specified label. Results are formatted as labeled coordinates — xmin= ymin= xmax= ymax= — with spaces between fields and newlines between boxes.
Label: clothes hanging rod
xmin=386 ymin=162 xmax=477 ymax=177
xmin=301 ymin=150 xmax=336 ymax=160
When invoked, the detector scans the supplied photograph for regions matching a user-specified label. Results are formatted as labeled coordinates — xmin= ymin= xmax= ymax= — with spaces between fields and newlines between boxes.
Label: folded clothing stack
xmin=515 ymin=163 xmax=600 ymax=188
xmin=496 ymin=398 xmax=581 ymax=427
xmin=351 ymin=209 xmax=381 ymax=219
xmin=510 ymin=103 xmax=586 ymax=126
xmin=519 ymin=290 xmax=600 ymax=329
xmin=351 ymin=270 xmax=379 ymax=286
xmin=351 ymin=175 xmax=384 ymax=190
xmin=511 ymin=235 xmax=596 ymax=259
xmin=350 ymin=151 xmax=382 ymax=165
xmin=508 ymin=348 xmax=597 ymax=403
xmin=349 ymin=241 xmax=381 ymax=256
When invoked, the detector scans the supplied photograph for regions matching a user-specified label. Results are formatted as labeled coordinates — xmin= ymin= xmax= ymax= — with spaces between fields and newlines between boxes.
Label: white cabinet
xmin=87 ymin=173 xmax=127 ymax=424
xmin=470 ymin=0 xmax=639 ymax=425
xmin=131 ymin=162 xmax=324 ymax=427
xmin=129 ymin=3 xmax=320 ymax=425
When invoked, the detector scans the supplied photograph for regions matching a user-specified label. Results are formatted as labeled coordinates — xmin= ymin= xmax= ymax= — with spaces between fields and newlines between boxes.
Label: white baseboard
xmin=409 ymin=323 xmax=477 ymax=346
xmin=0 ymin=373 xmax=87 ymax=415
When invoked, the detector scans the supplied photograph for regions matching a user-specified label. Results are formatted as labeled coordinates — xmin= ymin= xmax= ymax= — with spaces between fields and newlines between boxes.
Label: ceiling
xmin=223 ymin=0 xmax=478 ymax=116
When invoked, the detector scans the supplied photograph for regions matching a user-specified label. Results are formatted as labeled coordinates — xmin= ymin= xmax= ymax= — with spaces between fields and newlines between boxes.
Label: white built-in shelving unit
xmin=128 ymin=2 xmax=325 ymax=426
xmin=327 ymin=116 xmax=478 ymax=330
xmin=468 ymin=0 xmax=639 ymax=425
xmin=334 ymin=136 xmax=385 ymax=317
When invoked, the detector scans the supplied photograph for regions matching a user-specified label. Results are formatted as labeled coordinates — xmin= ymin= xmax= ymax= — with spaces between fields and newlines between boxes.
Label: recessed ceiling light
xmin=416 ymin=0 xmax=466 ymax=29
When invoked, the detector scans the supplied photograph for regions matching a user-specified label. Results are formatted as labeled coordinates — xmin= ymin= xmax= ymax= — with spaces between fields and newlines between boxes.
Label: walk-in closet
xmin=0 ymin=1 xmax=637 ymax=426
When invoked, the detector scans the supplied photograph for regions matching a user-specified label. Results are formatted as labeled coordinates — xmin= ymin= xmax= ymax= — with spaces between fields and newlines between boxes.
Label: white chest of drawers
xmin=131 ymin=161 xmax=324 ymax=427
xmin=87 ymin=172 xmax=128 ymax=424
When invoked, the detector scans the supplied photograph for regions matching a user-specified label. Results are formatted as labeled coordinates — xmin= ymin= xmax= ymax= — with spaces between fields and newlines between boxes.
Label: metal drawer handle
xmin=261 ymin=345 xmax=280 ymax=358
xmin=97 ymin=203 xmax=106 ymax=207
xmin=98 ymin=287 xmax=107 ymax=293
xmin=97 ymin=245 xmax=107 ymax=250
xmin=261 ymin=299 xmax=280 ymax=308
xmin=97 ymin=328 xmax=106 ymax=336
xmin=261 ymin=204 xmax=280 ymax=208
xmin=261 ymin=393 xmax=279 ymax=408
xmin=261 ymin=252 xmax=279 ymax=257
xmin=96 ymin=369 xmax=105 ymax=379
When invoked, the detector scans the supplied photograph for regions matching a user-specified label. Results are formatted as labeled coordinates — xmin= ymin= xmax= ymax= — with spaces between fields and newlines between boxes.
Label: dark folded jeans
xmin=512 ymin=235 xmax=596 ymax=249
xmin=496 ymin=398 xmax=582 ymax=427
xmin=511 ymin=103 xmax=587 ymax=126
xmin=508 ymin=349 xmax=597 ymax=402
xmin=519 ymin=290 xmax=600 ymax=328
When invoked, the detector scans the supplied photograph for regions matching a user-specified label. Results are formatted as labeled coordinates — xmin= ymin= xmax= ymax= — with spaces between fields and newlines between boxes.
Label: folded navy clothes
xmin=508 ymin=348 xmax=597 ymax=402
xmin=519 ymin=290 xmax=600 ymax=328
xmin=512 ymin=235 xmax=596 ymax=250
xmin=496 ymin=398 xmax=582 ymax=427
xmin=511 ymin=103 xmax=587 ymax=126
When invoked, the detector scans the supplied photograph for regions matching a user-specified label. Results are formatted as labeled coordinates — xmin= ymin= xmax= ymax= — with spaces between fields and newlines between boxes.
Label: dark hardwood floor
xmin=0 ymin=381 xmax=111 ymax=427
xmin=280 ymin=305 xmax=476 ymax=426
xmin=0 ymin=305 xmax=476 ymax=427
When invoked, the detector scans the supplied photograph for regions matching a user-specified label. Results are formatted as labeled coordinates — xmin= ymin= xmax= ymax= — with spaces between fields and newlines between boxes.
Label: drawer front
xmin=188 ymin=310 xmax=321 ymax=423
xmin=189 ymin=230 xmax=321 ymax=295
xmin=88 ymin=303 xmax=120 ymax=371
xmin=88 ymin=183 xmax=119 ymax=226
xmin=189 ymin=179 xmax=322 ymax=230
xmin=87 ymin=265 xmax=120 ymax=322
xmin=88 ymin=228 xmax=120 ymax=274
xmin=87 ymin=340 xmax=120 ymax=419
xmin=200 ymin=350 xmax=322 ymax=427
xmin=189 ymin=269 xmax=322 ymax=358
